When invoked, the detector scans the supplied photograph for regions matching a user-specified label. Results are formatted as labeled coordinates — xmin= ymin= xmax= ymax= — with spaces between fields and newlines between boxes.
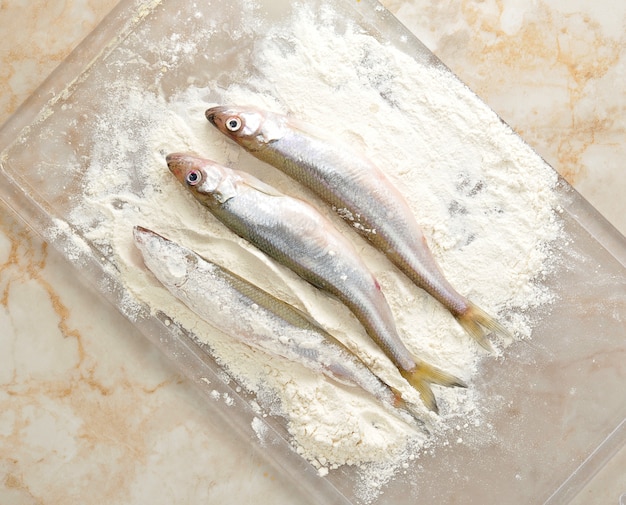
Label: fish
xmin=133 ymin=225 xmax=426 ymax=426
xmin=205 ymin=105 xmax=511 ymax=351
xmin=166 ymin=152 xmax=466 ymax=412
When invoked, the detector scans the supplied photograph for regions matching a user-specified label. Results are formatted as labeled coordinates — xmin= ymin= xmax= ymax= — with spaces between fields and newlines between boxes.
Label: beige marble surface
xmin=383 ymin=0 xmax=626 ymax=236
xmin=0 ymin=1 xmax=624 ymax=504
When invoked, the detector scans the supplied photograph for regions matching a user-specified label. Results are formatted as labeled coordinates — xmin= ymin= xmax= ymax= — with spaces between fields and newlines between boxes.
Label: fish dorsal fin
xmin=286 ymin=115 xmax=328 ymax=140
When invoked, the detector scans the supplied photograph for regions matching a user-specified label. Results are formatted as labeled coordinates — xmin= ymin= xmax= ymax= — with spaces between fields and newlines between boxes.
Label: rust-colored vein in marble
xmin=0 ymin=215 xmax=84 ymax=357
xmin=457 ymin=1 xmax=622 ymax=185
xmin=0 ymin=209 xmax=180 ymax=502
xmin=382 ymin=0 xmax=624 ymax=190
xmin=0 ymin=0 xmax=119 ymax=122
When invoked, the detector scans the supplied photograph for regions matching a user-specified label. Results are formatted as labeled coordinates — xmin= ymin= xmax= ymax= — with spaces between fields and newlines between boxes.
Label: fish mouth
xmin=133 ymin=225 xmax=162 ymax=246
xmin=133 ymin=225 xmax=149 ymax=245
xmin=166 ymin=152 xmax=195 ymax=182
xmin=205 ymin=106 xmax=230 ymax=126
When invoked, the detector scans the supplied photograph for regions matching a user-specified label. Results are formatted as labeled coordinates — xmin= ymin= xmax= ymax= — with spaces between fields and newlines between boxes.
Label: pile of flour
xmin=55 ymin=3 xmax=561 ymax=501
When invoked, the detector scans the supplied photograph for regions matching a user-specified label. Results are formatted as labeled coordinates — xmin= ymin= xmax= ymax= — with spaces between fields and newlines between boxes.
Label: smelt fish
xmin=133 ymin=225 xmax=424 ymax=425
xmin=166 ymin=152 xmax=465 ymax=412
xmin=206 ymin=106 xmax=511 ymax=351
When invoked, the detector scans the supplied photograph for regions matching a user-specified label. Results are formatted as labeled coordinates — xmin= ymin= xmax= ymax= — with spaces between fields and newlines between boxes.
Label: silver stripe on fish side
xmin=166 ymin=152 xmax=466 ymax=412
xmin=206 ymin=106 xmax=511 ymax=351
xmin=132 ymin=225 xmax=427 ymax=426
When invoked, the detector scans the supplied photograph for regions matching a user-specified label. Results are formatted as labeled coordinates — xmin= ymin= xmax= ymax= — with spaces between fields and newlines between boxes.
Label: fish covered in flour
xmin=206 ymin=105 xmax=510 ymax=351
xmin=133 ymin=225 xmax=425 ymax=426
xmin=166 ymin=152 xmax=465 ymax=412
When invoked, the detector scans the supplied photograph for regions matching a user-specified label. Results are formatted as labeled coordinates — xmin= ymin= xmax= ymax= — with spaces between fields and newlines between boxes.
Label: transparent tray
xmin=0 ymin=0 xmax=624 ymax=503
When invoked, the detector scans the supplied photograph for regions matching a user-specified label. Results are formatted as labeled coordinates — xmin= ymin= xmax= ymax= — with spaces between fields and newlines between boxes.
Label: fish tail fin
xmin=400 ymin=361 xmax=467 ymax=414
xmin=456 ymin=301 xmax=511 ymax=352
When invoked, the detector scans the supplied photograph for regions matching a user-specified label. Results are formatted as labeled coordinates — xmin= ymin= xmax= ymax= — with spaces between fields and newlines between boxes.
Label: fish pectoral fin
xmin=456 ymin=301 xmax=513 ymax=352
xmin=324 ymin=363 xmax=360 ymax=387
xmin=236 ymin=170 xmax=285 ymax=197
xmin=400 ymin=361 xmax=467 ymax=414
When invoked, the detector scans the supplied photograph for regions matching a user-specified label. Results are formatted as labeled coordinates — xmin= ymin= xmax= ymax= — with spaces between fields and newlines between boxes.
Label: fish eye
xmin=225 ymin=116 xmax=242 ymax=132
xmin=186 ymin=170 xmax=202 ymax=186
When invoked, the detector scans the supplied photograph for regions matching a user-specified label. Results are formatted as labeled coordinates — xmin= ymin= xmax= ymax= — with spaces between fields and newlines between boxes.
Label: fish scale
xmin=132 ymin=225 xmax=425 ymax=426
xmin=206 ymin=105 xmax=512 ymax=350
xmin=166 ymin=152 xmax=466 ymax=412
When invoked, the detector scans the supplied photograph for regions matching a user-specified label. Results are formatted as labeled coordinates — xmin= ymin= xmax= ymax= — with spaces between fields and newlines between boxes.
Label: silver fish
xmin=133 ymin=225 xmax=424 ymax=425
xmin=166 ymin=152 xmax=465 ymax=412
xmin=206 ymin=106 xmax=510 ymax=351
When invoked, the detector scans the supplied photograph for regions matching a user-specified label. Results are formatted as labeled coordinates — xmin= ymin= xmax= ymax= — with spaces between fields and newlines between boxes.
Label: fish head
xmin=166 ymin=152 xmax=237 ymax=205
xmin=205 ymin=105 xmax=286 ymax=150
xmin=133 ymin=226 xmax=198 ymax=288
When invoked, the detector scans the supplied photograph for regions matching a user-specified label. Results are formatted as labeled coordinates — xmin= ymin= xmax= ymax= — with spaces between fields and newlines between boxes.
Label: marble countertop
xmin=1 ymin=1 xmax=624 ymax=503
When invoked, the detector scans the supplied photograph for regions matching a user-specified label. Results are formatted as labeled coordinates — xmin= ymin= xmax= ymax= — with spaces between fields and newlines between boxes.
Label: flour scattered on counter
xmin=55 ymin=3 xmax=560 ymax=502
xmin=251 ymin=417 xmax=269 ymax=444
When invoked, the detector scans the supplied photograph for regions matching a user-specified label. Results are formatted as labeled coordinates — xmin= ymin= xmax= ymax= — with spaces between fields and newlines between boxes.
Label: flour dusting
xmin=51 ymin=3 xmax=560 ymax=502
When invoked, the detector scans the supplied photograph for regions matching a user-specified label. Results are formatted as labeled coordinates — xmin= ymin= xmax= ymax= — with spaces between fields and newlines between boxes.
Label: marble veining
xmin=1 ymin=0 xmax=624 ymax=503
xmin=381 ymin=0 xmax=626 ymax=235
xmin=0 ymin=211 xmax=306 ymax=504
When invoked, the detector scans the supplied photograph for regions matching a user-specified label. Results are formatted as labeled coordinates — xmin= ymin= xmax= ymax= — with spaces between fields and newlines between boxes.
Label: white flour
xmin=56 ymin=4 xmax=560 ymax=502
